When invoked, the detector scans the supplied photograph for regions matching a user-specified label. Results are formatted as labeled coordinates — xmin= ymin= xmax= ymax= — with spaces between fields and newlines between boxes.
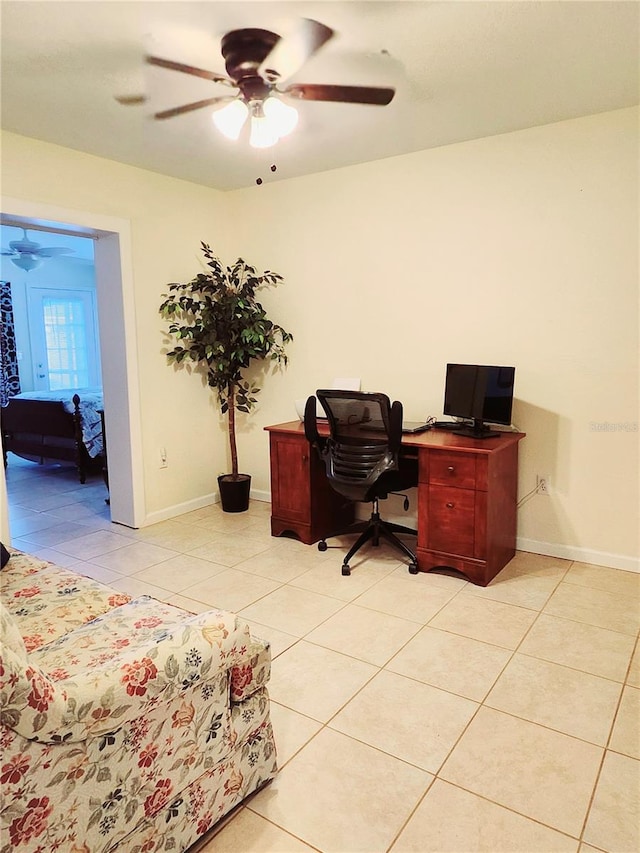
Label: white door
xmin=28 ymin=288 xmax=102 ymax=390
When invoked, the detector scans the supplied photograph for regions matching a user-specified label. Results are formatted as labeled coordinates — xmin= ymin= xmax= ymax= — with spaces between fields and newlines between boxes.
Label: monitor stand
xmin=454 ymin=418 xmax=501 ymax=440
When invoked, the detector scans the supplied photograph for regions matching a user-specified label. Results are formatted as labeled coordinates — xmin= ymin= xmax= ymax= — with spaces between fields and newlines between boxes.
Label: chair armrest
xmin=304 ymin=395 xmax=320 ymax=445
xmin=1 ymin=611 xmax=251 ymax=744
xmin=389 ymin=400 xmax=404 ymax=454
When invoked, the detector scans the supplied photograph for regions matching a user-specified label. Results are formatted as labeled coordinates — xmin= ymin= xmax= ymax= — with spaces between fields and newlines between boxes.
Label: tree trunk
xmin=228 ymin=384 xmax=238 ymax=477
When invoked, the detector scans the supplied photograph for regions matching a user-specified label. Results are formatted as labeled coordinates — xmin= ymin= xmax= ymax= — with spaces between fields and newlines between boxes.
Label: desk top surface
xmin=266 ymin=420 xmax=525 ymax=453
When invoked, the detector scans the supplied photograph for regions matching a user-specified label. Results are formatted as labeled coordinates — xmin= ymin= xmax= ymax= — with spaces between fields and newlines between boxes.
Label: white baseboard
xmin=250 ymin=488 xmax=271 ymax=503
xmin=141 ymin=488 xmax=271 ymax=527
xmin=142 ymin=492 xmax=219 ymax=527
xmin=516 ymin=537 xmax=639 ymax=574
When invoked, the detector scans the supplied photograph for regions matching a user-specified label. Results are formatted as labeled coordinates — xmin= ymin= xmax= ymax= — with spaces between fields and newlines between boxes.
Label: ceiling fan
xmin=1 ymin=228 xmax=75 ymax=272
xmin=134 ymin=18 xmax=395 ymax=148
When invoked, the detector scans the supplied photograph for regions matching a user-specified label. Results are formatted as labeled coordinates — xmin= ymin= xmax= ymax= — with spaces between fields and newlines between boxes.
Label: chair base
xmin=319 ymin=507 xmax=418 ymax=576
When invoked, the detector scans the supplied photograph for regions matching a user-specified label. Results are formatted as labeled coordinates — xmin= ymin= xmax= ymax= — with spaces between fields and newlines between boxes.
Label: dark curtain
xmin=1 ymin=280 xmax=21 ymax=406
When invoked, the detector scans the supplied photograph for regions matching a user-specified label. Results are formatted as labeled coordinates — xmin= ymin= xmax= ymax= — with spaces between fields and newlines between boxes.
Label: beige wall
xmin=227 ymin=106 xmax=639 ymax=569
xmin=1 ymin=106 xmax=638 ymax=568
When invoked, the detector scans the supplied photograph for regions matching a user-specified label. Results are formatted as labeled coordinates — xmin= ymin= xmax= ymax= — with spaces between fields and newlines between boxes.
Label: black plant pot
xmin=218 ymin=473 xmax=251 ymax=513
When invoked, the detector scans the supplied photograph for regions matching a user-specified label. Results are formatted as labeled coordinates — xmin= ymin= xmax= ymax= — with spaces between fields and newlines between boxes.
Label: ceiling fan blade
xmin=154 ymin=96 xmax=235 ymax=120
xmin=283 ymin=83 xmax=395 ymax=106
xmin=9 ymin=238 xmax=39 ymax=252
xmin=259 ymin=18 xmax=334 ymax=83
xmin=146 ymin=55 xmax=232 ymax=85
xmin=37 ymin=248 xmax=74 ymax=257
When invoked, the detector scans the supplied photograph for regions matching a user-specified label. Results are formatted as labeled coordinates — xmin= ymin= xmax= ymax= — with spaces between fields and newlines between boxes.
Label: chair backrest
xmin=305 ymin=389 xmax=404 ymax=502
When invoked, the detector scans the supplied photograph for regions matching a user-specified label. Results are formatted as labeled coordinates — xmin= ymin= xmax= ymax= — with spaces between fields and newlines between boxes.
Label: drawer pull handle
xmin=447 ymin=466 xmax=455 ymax=473
xmin=446 ymin=502 xmax=455 ymax=509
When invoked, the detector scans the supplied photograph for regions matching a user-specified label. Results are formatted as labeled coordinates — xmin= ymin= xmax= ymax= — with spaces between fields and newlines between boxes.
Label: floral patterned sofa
xmin=0 ymin=547 xmax=277 ymax=852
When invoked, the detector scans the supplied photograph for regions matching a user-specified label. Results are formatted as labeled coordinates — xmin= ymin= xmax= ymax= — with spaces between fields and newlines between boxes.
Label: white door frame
xmin=1 ymin=197 xmax=145 ymax=528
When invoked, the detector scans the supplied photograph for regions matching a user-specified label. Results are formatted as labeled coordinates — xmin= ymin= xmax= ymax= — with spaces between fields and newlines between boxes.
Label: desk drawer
xmin=427 ymin=485 xmax=475 ymax=555
xmin=428 ymin=452 xmax=477 ymax=489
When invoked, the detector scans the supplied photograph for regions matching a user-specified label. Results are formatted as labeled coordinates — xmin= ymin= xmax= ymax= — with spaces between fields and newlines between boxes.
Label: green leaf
xmin=87 ymin=808 xmax=102 ymax=830
xmin=46 ymin=771 xmax=67 ymax=787
xmin=77 ymin=702 xmax=92 ymax=720
xmin=32 ymin=712 xmax=47 ymax=732
xmin=165 ymin=654 xmax=179 ymax=679
xmin=125 ymin=799 xmax=139 ymax=823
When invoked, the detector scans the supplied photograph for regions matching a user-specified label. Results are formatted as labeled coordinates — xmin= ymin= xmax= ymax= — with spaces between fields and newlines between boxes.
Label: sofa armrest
xmin=1 ymin=610 xmax=252 ymax=743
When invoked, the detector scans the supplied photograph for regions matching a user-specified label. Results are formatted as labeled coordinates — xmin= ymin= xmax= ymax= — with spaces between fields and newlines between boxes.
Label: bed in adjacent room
xmin=0 ymin=387 xmax=104 ymax=483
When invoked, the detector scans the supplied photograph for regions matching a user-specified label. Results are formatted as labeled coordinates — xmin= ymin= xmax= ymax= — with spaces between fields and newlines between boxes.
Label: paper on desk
xmin=311 ymin=378 xmax=361 ymax=417
xmin=331 ymin=378 xmax=361 ymax=391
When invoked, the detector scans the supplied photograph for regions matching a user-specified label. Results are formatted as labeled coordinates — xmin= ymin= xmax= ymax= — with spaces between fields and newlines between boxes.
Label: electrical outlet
xmin=536 ymin=475 xmax=550 ymax=495
xmin=159 ymin=447 xmax=168 ymax=469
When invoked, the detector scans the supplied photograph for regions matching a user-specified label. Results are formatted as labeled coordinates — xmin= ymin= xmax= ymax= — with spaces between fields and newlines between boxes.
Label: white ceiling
xmin=1 ymin=1 xmax=638 ymax=192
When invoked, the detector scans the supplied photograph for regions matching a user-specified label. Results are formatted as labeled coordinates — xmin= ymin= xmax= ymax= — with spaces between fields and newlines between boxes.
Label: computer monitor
xmin=443 ymin=364 xmax=515 ymax=439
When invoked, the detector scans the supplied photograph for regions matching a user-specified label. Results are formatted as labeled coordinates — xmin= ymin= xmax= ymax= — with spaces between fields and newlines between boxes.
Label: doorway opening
xmin=1 ymin=202 xmax=144 ymax=532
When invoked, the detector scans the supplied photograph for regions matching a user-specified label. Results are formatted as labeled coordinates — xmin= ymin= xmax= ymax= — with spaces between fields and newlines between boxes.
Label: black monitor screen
xmin=444 ymin=364 xmax=515 ymax=437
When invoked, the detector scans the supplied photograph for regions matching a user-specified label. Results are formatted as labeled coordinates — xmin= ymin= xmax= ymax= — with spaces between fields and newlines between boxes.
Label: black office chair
xmin=304 ymin=389 xmax=419 ymax=576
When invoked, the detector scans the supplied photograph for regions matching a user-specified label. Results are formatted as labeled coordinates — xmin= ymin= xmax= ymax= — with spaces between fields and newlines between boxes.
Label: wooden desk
xmin=265 ymin=421 xmax=525 ymax=586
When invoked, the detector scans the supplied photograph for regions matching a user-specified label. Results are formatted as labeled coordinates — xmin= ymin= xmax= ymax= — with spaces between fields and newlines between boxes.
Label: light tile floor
xmin=5 ymin=455 xmax=639 ymax=853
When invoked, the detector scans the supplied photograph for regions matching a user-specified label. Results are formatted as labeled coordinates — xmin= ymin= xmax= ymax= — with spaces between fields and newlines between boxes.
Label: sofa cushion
xmin=32 ymin=595 xmax=211 ymax=677
xmin=26 ymin=590 xmax=272 ymax=703
xmin=0 ymin=547 xmax=50 ymax=581
xmin=2 ymin=597 xmax=257 ymax=744
xmin=2 ymin=563 xmax=131 ymax=650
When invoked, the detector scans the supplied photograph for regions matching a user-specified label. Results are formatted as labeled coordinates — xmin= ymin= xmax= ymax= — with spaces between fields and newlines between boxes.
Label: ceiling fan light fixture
xmin=247 ymin=101 xmax=277 ymax=149
xmin=249 ymin=114 xmax=279 ymax=149
xmin=262 ymin=95 xmax=298 ymax=137
xmin=212 ymin=99 xmax=249 ymax=140
xmin=10 ymin=254 xmax=43 ymax=272
xmin=248 ymin=96 xmax=298 ymax=148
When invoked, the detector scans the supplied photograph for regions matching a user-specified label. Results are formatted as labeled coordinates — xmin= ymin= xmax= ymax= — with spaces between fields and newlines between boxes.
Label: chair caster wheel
xmin=341 ymin=564 xmax=351 ymax=576
xmin=408 ymin=563 xmax=419 ymax=575
xmin=318 ymin=541 xmax=328 ymax=552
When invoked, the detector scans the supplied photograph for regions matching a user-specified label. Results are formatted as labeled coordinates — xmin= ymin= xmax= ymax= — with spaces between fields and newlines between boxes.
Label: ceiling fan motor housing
xmin=221 ymin=28 xmax=280 ymax=97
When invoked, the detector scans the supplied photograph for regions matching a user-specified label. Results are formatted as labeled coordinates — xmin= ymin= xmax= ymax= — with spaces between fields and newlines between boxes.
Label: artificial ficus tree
xmin=159 ymin=242 xmax=293 ymax=478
